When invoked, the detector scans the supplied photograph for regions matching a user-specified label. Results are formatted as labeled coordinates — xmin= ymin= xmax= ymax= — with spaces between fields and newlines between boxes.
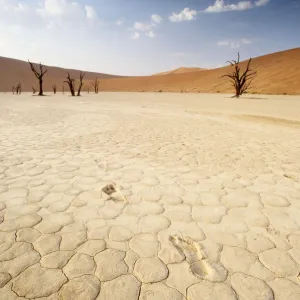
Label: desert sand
xmin=99 ymin=48 xmax=300 ymax=95
xmin=154 ymin=67 xmax=206 ymax=76
xmin=1 ymin=47 xmax=300 ymax=95
xmin=0 ymin=56 xmax=124 ymax=93
xmin=0 ymin=92 xmax=300 ymax=299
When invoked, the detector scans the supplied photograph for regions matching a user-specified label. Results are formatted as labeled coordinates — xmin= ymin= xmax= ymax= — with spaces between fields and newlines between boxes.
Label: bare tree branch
xmin=77 ymin=72 xmax=85 ymax=96
xmin=28 ymin=60 xmax=48 ymax=96
xmin=64 ymin=73 xmax=76 ymax=96
xmin=221 ymin=53 xmax=257 ymax=97
xmin=90 ymin=78 xmax=100 ymax=94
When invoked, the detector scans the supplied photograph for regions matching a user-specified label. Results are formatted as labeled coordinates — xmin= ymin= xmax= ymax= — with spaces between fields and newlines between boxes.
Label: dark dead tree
xmin=64 ymin=73 xmax=76 ymax=96
xmin=52 ymin=84 xmax=57 ymax=94
xmin=77 ymin=72 xmax=85 ymax=96
xmin=12 ymin=86 xmax=16 ymax=94
xmin=87 ymin=88 xmax=90 ymax=94
xmin=91 ymin=78 xmax=99 ymax=94
xmin=16 ymin=82 xmax=22 ymax=95
xmin=32 ymin=86 xmax=37 ymax=94
xmin=28 ymin=60 xmax=48 ymax=96
xmin=221 ymin=53 xmax=257 ymax=98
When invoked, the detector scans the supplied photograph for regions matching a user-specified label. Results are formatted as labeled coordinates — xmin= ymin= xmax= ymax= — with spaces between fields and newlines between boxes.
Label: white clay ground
xmin=0 ymin=92 xmax=300 ymax=299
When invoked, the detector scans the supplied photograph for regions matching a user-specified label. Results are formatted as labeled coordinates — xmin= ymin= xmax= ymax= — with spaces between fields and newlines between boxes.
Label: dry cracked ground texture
xmin=0 ymin=93 xmax=300 ymax=300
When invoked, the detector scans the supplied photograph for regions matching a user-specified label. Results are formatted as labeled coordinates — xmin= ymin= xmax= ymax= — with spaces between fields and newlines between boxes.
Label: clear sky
xmin=0 ymin=0 xmax=299 ymax=75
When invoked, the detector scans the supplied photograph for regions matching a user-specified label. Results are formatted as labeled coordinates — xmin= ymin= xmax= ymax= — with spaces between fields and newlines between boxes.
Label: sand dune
xmin=0 ymin=56 xmax=123 ymax=93
xmin=0 ymin=48 xmax=300 ymax=94
xmin=99 ymin=48 xmax=300 ymax=95
xmin=154 ymin=67 xmax=206 ymax=76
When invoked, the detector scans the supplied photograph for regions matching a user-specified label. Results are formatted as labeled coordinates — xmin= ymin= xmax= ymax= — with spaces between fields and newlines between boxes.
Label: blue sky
xmin=0 ymin=0 xmax=299 ymax=75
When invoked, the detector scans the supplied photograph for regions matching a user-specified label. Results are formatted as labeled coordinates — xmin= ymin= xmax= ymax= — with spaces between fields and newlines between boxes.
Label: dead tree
xmin=221 ymin=53 xmax=257 ymax=98
xmin=16 ymin=82 xmax=22 ymax=94
xmin=91 ymin=78 xmax=99 ymax=94
xmin=64 ymin=73 xmax=76 ymax=96
xmin=52 ymin=84 xmax=57 ymax=94
xmin=87 ymin=88 xmax=90 ymax=94
xmin=28 ymin=60 xmax=48 ymax=96
xmin=77 ymin=72 xmax=85 ymax=96
xmin=32 ymin=86 xmax=37 ymax=94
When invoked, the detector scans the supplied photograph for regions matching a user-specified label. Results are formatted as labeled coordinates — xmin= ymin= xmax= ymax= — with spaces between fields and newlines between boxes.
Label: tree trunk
xmin=39 ymin=78 xmax=43 ymax=96
xmin=70 ymin=85 xmax=75 ymax=96
xmin=235 ymin=82 xmax=241 ymax=98
xmin=77 ymin=83 xmax=83 ymax=96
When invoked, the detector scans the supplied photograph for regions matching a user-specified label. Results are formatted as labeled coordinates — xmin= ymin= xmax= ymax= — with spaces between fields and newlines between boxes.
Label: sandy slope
xmin=0 ymin=56 xmax=123 ymax=93
xmin=0 ymin=92 xmax=300 ymax=299
xmin=99 ymin=48 xmax=300 ymax=95
xmin=154 ymin=67 xmax=206 ymax=76
xmin=1 ymin=48 xmax=300 ymax=95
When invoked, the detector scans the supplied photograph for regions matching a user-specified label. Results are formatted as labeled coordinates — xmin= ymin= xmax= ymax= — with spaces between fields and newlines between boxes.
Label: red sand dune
xmin=0 ymin=48 xmax=300 ymax=95
xmin=154 ymin=67 xmax=206 ymax=76
xmin=0 ymin=56 xmax=124 ymax=93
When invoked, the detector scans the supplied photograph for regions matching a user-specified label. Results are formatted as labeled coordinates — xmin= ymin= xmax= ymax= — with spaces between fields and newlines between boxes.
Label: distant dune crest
xmin=154 ymin=67 xmax=206 ymax=76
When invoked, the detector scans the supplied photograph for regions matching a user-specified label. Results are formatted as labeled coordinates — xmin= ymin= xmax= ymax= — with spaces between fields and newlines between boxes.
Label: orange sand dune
xmin=1 ymin=48 xmax=300 ymax=94
xmin=0 ymin=56 xmax=124 ymax=93
xmin=154 ymin=67 xmax=206 ymax=76
xmin=99 ymin=48 xmax=300 ymax=95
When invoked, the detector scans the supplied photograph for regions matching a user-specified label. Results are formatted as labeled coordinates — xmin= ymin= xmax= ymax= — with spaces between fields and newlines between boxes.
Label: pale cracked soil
xmin=0 ymin=92 xmax=300 ymax=300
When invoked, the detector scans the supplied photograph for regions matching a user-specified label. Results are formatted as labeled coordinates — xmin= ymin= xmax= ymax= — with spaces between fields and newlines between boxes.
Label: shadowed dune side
xmin=0 ymin=56 xmax=125 ymax=93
